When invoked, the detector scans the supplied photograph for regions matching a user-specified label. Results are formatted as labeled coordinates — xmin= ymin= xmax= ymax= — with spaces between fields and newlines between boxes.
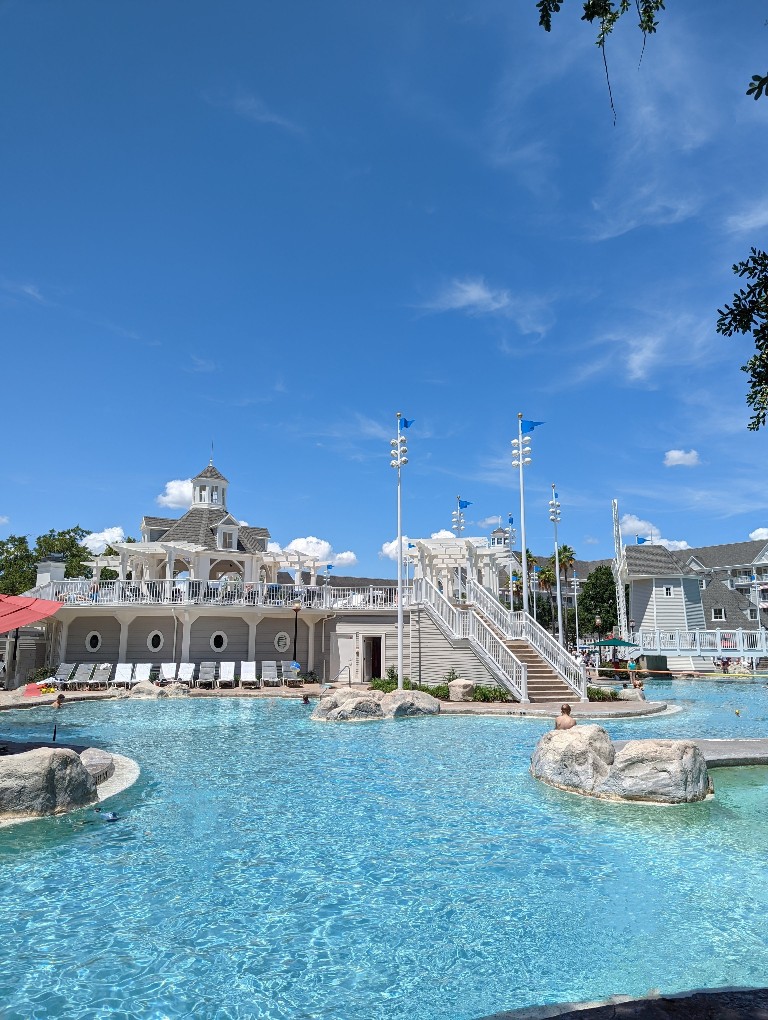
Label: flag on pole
xmin=458 ymin=499 xmax=472 ymax=509
xmin=521 ymin=419 xmax=545 ymax=432
xmin=636 ymin=536 xmax=648 ymax=544
xmin=402 ymin=418 xmax=414 ymax=428
xmin=508 ymin=514 xmax=514 ymax=525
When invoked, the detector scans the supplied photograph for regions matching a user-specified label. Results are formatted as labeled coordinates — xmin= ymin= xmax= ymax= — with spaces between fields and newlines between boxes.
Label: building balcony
xmin=32 ymin=579 xmax=412 ymax=612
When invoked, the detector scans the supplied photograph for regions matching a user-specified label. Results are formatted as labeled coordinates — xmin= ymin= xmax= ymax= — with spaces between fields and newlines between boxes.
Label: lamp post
xmin=390 ymin=412 xmax=410 ymax=690
xmin=451 ymin=496 xmax=466 ymax=538
xmin=549 ymin=483 xmax=564 ymax=646
xmin=595 ymin=614 xmax=602 ymax=667
xmin=291 ymin=600 xmax=302 ymax=661
xmin=532 ymin=565 xmax=540 ymax=624
xmin=572 ymin=574 xmax=580 ymax=650
xmin=511 ymin=414 xmax=532 ymax=614
xmin=507 ymin=514 xmax=517 ymax=610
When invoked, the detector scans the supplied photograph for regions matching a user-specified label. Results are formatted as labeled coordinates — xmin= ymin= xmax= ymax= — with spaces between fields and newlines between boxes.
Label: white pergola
xmin=409 ymin=536 xmax=520 ymax=599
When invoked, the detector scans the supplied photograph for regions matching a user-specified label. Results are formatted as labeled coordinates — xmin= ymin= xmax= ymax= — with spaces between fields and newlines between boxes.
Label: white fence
xmin=466 ymin=580 xmax=586 ymax=700
xmin=33 ymin=579 xmax=412 ymax=611
xmin=414 ymin=578 xmax=527 ymax=700
xmin=638 ymin=628 xmax=768 ymax=657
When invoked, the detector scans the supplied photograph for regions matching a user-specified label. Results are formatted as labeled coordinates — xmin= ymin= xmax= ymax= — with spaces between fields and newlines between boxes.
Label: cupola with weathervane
xmin=192 ymin=461 xmax=229 ymax=509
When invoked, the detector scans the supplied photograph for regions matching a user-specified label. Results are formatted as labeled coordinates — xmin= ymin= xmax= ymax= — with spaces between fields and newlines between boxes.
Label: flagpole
xmin=517 ymin=414 xmax=529 ymax=615
xmin=390 ymin=413 xmax=410 ymax=691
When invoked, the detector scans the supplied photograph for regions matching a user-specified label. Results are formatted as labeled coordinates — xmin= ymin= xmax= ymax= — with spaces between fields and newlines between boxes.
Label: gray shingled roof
xmin=159 ymin=507 xmax=230 ymax=548
xmin=142 ymin=516 xmax=178 ymax=531
xmin=700 ymin=579 xmax=768 ymax=631
xmin=624 ymin=544 xmax=693 ymax=577
xmin=675 ymin=540 xmax=768 ymax=570
xmin=239 ymin=525 xmax=271 ymax=552
xmin=194 ymin=463 xmax=229 ymax=483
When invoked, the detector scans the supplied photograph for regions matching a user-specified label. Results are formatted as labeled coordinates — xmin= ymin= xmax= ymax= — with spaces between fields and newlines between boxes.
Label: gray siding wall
xmin=190 ymin=616 xmax=248 ymax=662
xmin=682 ymin=578 xmax=706 ymax=630
xmin=410 ymin=608 xmax=496 ymax=688
xmin=66 ymin=615 xmax=120 ymax=662
xmin=254 ymin=617 xmax=308 ymax=667
xmin=127 ymin=616 xmax=177 ymax=663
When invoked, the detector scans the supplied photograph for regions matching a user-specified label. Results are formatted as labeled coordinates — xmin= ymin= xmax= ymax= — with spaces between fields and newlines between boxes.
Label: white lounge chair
xmin=160 ymin=663 xmax=177 ymax=685
xmin=197 ymin=661 xmax=217 ymax=689
xmin=261 ymin=661 xmax=281 ymax=687
xmin=279 ymin=661 xmax=301 ymax=686
xmin=240 ymin=661 xmax=260 ymax=689
xmin=64 ymin=663 xmax=95 ymax=690
xmin=133 ymin=663 xmax=152 ymax=685
xmin=110 ymin=663 xmax=134 ymax=688
xmin=50 ymin=663 xmax=75 ymax=689
xmin=218 ymin=662 xmax=236 ymax=688
xmin=85 ymin=664 xmax=112 ymax=690
xmin=177 ymin=662 xmax=194 ymax=685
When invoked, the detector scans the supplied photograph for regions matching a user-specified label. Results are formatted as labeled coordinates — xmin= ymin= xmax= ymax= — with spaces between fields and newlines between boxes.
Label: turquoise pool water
xmin=1 ymin=682 xmax=768 ymax=1020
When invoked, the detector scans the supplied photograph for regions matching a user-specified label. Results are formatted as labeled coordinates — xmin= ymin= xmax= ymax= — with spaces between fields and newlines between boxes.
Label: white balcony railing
xmin=637 ymin=628 xmax=768 ymax=656
xmin=31 ymin=579 xmax=412 ymax=612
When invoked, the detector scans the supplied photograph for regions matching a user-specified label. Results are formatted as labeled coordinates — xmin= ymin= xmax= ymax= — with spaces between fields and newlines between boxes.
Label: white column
xmin=181 ymin=611 xmax=199 ymax=663
xmin=247 ymin=614 xmax=263 ymax=661
xmin=58 ymin=619 xmax=70 ymax=663
xmin=307 ymin=618 xmax=316 ymax=671
xmin=118 ymin=613 xmax=137 ymax=663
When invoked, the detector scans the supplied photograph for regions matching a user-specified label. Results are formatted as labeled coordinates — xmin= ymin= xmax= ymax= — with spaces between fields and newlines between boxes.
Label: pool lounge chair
xmin=159 ymin=663 xmax=177 ymax=685
xmin=280 ymin=661 xmax=302 ymax=687
xmin=261 ymin=661 xmax=281 ymax=687
xmin=133 ymin=663 xmax=152 ymax=685
xmin=177 ymin=662 xmax=195 ymax=686
xmin=240 ymin=661 xmax=260 ymax=689
xmin=85 ymin=664 xmax=112 ymax=690
xmin=218 ymin=662 xmax=236 ymax=688
xmin=63 ymin=663 xmax=95 ymax=690
xmin=50 ymin=663 xmax=75 ymax=689
xmin=110 ymin=663 xmax=134 ymax=688
xmin=197 ymin=661 xmax=217 ymax=689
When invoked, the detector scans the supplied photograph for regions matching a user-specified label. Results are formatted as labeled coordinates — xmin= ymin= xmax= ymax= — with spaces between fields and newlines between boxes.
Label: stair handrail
xmin=413 ymin=578 xmax=527 ymax=700
xmin=466 ymin=580 xmax=586 ymax=700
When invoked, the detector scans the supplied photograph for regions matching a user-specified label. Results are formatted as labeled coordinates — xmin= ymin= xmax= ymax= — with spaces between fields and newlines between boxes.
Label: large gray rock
xmin=599 ymin=740 xmax=711 ymax=803
xmin=325 ymin=695 xmax=385 ymax=721
xmin=448 ymin=679 xmax=475 ymax=702
xmin=531 ymin=729 xmax=712 ymax=804
xmin=130 ymin=680 xmax=168 ymax=699
xmin=530 ymin=725 xmax=614 ymax=794
xmin=166 ymin=682 xmax=190 ymax=698
xmin=381 ymin=689 xmax=441 ymax=717
xmin=0 ymin=747 xmax=98 ymax=818
xmin=617 ymin=688 xmax=646 ymax=701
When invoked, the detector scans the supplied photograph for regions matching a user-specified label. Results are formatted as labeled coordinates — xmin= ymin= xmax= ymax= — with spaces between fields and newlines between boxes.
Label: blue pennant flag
xmin=521 ymin=419 xmax=545 ymax=432
xmin=326 ymin=565 xmax=333 ymax=571
xmin=458 ymin=499 xmax=472 ymax=509
xmin=508 ymin=514 xmax=514 ymax=525
xmin=407 ymin=542 xmax=416 ymax=549
xmin=554 ymin=491 xmax=559 ymax=499
xmin=402 ymin=418 xmax=414 ymax=428
xmin=636 ymin=536 xmax=648 ymax=545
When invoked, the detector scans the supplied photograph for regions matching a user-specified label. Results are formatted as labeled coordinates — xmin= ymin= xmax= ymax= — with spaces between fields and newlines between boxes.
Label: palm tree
xmin=537 ymin=565 xmax=558 ymax=634
xmin=557 ymin=544 xmax=576 ymax=588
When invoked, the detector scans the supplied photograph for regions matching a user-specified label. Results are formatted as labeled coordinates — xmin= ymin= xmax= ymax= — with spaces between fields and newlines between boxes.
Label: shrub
xmin=587 ymin=685 xmax=619 ymax=702
xmin=472 ymin=685 xmax=512 ymax=703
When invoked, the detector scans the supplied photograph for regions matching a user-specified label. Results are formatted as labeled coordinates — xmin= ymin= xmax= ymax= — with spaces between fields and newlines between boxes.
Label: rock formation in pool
xmin=0 ymin=747 xmax=98 ymax=819
xmin=311 ymin=686 xmax=440 ymax=722
xmin=530 ymin=725 xmax=712 ymax=804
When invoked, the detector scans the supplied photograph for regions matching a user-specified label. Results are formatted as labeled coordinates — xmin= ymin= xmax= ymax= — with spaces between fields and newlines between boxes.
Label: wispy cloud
xmin=0 ymin=279 xmax=46 ymax=303
xmin=207 ymin=91 xmax=303 ymax=134
xmin=187 ymin=355 xmax=217 ymax=374
xmin=724 ymin=197 xmax=768 ymax=236
xmin=664 ymin=449 xmax=700 ymax=468
xmin=422 ymin=277 xmax=555 ymax=337
xmin=0 ymin=515 xmax=9 ymax=525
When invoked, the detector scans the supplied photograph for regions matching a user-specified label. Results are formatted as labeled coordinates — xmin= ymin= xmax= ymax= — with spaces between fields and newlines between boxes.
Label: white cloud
xmin=0 ymin=515 xmax=8 ymax=525
xmin=477 ymin=515 xmax=503 ymax=529
xmin=157 ymin=479 xmax=193 ymax=509
xmin=725 ymin=198 xmax=768 ymax=236
xmin=213 ymin=91 xmax=303 ymax=134
xmin=749 ymin=528 xmax=768 ymax=542
xmin=238 ymin=520 xmax=249 ymax=527
xmin=431 ymin=529 xmax=455 ymax=540
xmin=186 ymin=355 xmax=217 ymax=373
xmin=423 ymin=278 xmax=554 ymax=336
xmin=620 ymin=514 xmax=689 ymax=552
xmin=83 ymin=526 xmax=125 ymax=554
xmin=267 ymin=541 xmax=282 ymax=554
xmin=285 ymin=535 xmax=357 ymax=567
xmin=664 ymin=449 xmax=700 ymax=468
xmin=380 ymin=537 xmax=410 ymax=560
xmin=583 ymin=536 xmax=599 ymax=545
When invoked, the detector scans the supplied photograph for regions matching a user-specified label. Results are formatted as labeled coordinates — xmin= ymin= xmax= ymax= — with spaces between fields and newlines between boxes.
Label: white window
xmin=211 ymin=486 xmax=219 ymax=504
xmin=198 ymin=485 xmax=207 ymax=503
xmin=210 ymin=631 xmax=228 ymax=651
xmin=147 ymin=630 xmax=164 ymax=651
xmin=712 ymin=608 xmax=725 ymax=622
xmin=222 ymin=531 xmax=233 ymax=550
xmin=749 ymin=608 xmax=759 ymax=621
xmin=699 ymin=579 xmax=706 ymax=589
xmin=664 ymin=586 xmax=673 ymax=597
xmin=85 ymin=631 xmax=102 ymax=652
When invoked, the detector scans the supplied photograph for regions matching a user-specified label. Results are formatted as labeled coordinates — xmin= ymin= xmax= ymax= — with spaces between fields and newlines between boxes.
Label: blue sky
xmin=2 ymin=0 xmax=767 ymax=575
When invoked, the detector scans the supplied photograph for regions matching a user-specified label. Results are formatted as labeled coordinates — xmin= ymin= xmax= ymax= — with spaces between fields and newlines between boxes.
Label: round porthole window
xmin=274 ymin=631 xmax=290 ymax=653
xmin=210 ymin=631 xmax=227 ymax=652
xmin=147 ymin=630 xmax=164 ymax=652
xmin=85 ymin=631 xmax=102 ymax=652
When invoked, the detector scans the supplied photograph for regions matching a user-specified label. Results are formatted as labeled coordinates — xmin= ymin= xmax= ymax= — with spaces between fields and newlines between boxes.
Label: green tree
xmin=0 ymin=527 xmax=93 ymax=595
xmin=535 ymin=3 xmax=768 ymax=428
xmin=550 ymin=544 xmax=575 ymax=588
xmin=578 ymin=564 xmax=618 ymax=635
xmin=537 ymin=565 xmax=558 ymax=633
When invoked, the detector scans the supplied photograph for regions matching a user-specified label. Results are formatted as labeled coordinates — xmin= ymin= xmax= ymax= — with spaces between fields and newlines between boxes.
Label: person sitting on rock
xmin=555 ymin=704 xmax=576 ymax=730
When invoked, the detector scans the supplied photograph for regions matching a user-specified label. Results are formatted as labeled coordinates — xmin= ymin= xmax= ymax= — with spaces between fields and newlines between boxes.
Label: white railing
xmin=414 ymin=578 xmax=527 ymax=700
xmin=466 ymin=580 xmax=586 ymax=700
xmin=31 ymin=579 xmax=412 ymax=612
xmin=637 ymin=628 xmax=768 ymax=657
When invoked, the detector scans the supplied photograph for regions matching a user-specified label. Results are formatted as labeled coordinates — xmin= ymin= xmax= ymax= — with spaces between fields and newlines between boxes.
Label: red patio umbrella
xmin=0 ymin=594 xmax=64 ymax=634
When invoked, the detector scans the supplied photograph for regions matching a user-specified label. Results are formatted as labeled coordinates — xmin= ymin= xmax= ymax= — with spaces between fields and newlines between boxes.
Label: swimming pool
xmin=1 ymin=683 xmax=767 ymax=1020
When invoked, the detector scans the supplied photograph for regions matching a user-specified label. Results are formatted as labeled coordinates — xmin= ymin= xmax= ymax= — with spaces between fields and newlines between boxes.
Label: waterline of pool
xmin=0 ymin=681 xmax=767 ymax=1020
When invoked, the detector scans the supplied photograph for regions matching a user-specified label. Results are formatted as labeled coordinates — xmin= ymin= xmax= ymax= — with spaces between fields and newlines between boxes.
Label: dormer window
xmin=222 ymin=531 xmax=233 ymax=550
xmin=712 ymin=608 xmax=725 ymax=622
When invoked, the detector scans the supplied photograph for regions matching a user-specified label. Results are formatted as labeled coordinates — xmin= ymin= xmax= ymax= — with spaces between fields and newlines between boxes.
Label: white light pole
xmin=511 ymin=414 xmax=532 ymax=614
xmin=572 ymin=573 xmax=580 ymax=650
xmin=390 ymin=413 xmax=409 ymax=690
xmin=531 ymin=566 xmax=540 ymax=624
xmin=507 ymin=513 xmax=517 ymax=609
xmin=549 ymin=483 xmax=564 ymax=646
xmin=451 ymin=496 xmax=466 ymax=538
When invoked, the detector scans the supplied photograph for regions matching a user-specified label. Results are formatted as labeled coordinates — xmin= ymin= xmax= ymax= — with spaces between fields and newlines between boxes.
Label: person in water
xmin=555 ymin=704 xmax=577 ymax=730
xmin=55 ymin=693 xmax=66 ymax=709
